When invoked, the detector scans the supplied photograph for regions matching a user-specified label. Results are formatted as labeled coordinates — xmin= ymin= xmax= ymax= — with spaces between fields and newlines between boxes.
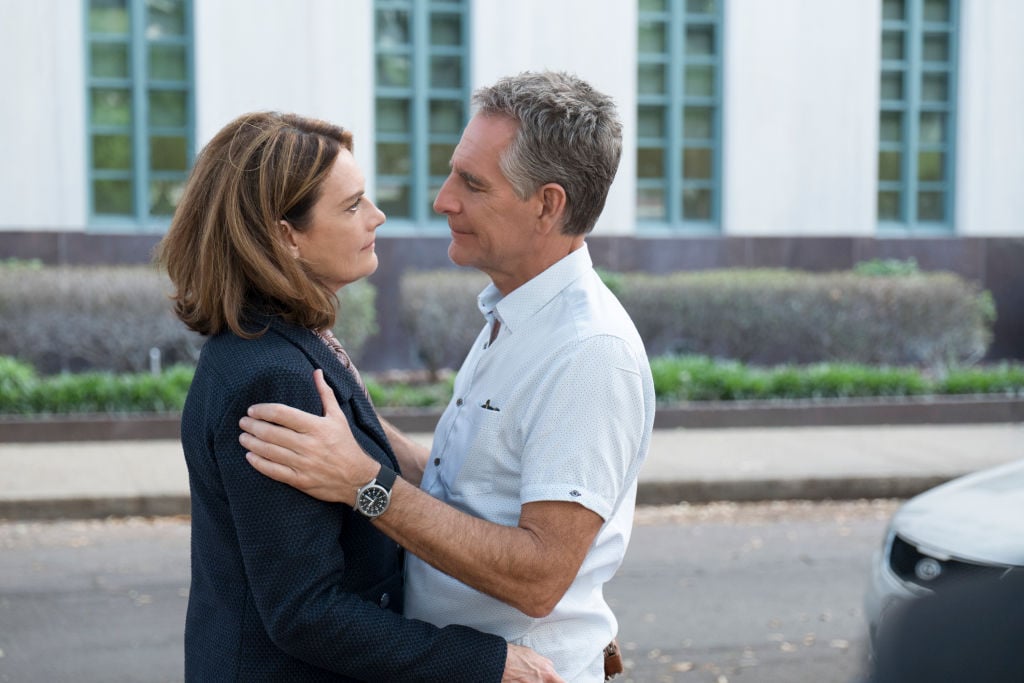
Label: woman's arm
xmin=209 ymin=361 xmax=511 ymax=681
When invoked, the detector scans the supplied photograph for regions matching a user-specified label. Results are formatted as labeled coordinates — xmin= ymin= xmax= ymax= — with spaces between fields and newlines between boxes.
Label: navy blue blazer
xmin=181 ymin=314 xmax=506 ymax=681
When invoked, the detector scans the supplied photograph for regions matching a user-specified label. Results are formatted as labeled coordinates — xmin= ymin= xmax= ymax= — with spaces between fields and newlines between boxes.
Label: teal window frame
xmin=374 ymin=0 xmax=470 ymax=230
xmin=637 ymin=0 xmax=724 ymax=233
xmin=85 ymin=0 xmax=195 ymax=232
xmin=878 ymin=0 xmax=959 ymax=233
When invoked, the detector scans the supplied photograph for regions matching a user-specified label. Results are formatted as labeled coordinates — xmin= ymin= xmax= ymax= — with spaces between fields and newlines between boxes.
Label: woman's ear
xmin=278 ymin=219 xmax=302 ymax=258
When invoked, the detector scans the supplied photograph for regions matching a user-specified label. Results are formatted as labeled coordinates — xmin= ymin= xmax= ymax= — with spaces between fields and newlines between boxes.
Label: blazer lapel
xmin=263 ymin=316 xmax=396 ymax=470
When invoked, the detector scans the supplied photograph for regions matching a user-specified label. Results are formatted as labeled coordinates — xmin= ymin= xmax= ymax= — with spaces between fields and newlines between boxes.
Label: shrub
xmin=0 ymin=265 xmax=202 ymax=374
xmin=399 ymin=269 xmax=489 ymax=377
xmin=364 ymin=374 xmax=455 ymax=408
xmin=648 ymin=355 xmax=1003 ymax=404
xmin=332 ymin=280 xmax=378 ymax=362
xmin=650 ymin=355 xmax=771 ymax=401
xmin=617 ymin=269 xmax=994 ymax=370
xmin=1 ymin=355 xmax=1020 ymax=415
xmin=0 ymin=358 xmax=193 ymax=414
xmin=399 ymin=267 xmax=994 ymax=373
xmin=853 ymin=258 xmax=920 ymax=276
xmin=937 ymin=363 xmax=1024 ymax=396
xmin=0 ymin=264 xmax=378 ymax=373
xmin=0 ymin=357 xmax=38 ymax=409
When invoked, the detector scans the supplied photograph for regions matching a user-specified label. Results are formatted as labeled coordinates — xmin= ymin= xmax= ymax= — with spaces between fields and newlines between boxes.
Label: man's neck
xmin=490 ymin=238 xmax=586 ymax=296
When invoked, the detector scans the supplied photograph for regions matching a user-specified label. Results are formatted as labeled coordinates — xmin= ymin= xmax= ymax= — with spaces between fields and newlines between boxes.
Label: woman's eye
xmin=347 ymin=197 xmax=363 ymax=212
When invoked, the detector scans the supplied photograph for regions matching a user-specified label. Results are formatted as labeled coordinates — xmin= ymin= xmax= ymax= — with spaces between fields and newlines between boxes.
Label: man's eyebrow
xmin=457 ymin=168 xmax=488 ymax=189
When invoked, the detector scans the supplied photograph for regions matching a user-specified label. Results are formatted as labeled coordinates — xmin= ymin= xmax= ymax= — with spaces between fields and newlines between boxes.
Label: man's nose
xmin=433 ymin=176 xmax=456 ymax=215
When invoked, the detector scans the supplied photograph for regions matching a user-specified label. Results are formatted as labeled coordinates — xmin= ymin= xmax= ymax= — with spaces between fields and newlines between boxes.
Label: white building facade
xmin=3 ymin=0 xmax=1022 ymax=237
xmin=2 ymin=0 xmax=1022 ymax=362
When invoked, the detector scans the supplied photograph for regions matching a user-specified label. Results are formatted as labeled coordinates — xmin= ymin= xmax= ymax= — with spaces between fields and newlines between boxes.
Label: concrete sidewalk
xmin=2 ymin=423 xmax=1021 ymax=521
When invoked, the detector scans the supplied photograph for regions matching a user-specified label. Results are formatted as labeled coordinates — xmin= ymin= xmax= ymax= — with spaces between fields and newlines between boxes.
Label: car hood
xmin=893 ymin=458 xmax=1024 ymax=567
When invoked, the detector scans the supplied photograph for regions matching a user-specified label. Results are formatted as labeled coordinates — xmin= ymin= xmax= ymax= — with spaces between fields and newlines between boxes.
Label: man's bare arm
xmin=377 ymin=416 xmax=428 ymax=486
xmin=239 ymin=370 xmax=602 ymax=617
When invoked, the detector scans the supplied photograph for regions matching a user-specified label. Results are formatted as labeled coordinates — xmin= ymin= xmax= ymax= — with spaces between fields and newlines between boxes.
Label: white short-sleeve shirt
xmin=404 ymin=244 xmax=656 ymax=682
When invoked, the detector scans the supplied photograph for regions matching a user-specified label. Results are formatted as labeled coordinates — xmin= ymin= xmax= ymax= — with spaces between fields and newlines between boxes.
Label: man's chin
xmin=447 ymin=241 xmax=471 ymax=267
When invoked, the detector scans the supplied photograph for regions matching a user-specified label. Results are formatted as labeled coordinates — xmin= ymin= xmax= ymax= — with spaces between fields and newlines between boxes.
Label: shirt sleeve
xmin=516 ymin=335 xmax=648 ymax=520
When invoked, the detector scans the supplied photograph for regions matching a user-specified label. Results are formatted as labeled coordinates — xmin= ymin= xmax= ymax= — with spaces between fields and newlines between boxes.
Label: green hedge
xmin=650 ymin=356 xmax=932 ymax=401
xmin=400 ymin=270 xmax=489 ymax=377
xmin=617 ymin=269 xmax=994 ymax=369
xmin=2 ymin=355 xmax=1020 ymax=415
xmin=0 ymin=357 xmax=193 ymax=414
xmin=398 ymin=266 xmax=994 ymax=372
xmin=0 ymin=263 xmax=377 ymax=374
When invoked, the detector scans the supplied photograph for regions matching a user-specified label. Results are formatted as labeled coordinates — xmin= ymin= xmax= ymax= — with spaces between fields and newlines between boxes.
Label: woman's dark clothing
xmin=181 ymin=314 xmax=506 ymax=681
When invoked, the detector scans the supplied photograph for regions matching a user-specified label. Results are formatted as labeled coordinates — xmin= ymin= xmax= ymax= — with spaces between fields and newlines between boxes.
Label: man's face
xmin=433 ymin=114 xmax=542 ymax=294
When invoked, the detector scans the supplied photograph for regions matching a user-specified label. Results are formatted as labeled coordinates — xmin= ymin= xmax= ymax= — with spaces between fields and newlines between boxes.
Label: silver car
xmin=864 ymin=457 xmax=1024 ymax=649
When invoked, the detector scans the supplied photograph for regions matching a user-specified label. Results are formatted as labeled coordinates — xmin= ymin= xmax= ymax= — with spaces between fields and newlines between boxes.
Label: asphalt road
xmin=608 ymin=500 xmax=898 ymax=682
xmin=0 ymin=500 xmax=898 ymax=683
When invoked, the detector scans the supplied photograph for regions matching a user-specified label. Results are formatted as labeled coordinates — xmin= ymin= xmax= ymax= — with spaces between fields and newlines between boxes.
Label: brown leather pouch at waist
xmin=604 ymin=639 xmax=623 ymax=680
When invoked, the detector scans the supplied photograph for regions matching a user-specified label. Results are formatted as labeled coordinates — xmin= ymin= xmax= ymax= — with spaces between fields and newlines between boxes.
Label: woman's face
xmin=283 ymin=148 xmax=385 ymax=291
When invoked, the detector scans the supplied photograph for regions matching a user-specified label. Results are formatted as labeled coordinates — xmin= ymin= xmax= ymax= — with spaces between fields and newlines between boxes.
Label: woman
xmin=158 ymin=112 xmax=522 ymax=681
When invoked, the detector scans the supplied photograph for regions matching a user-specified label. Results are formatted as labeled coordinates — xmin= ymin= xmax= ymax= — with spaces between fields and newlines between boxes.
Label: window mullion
xmin=131 ymin=0 xmax=148 ymax=224
xmin=905 ymin=0 xmax=923 ymax=227
xmin=412 ymin=2 xmax=430 ymax=223
xmin=668 ymin=4 xmax=684 ymax=226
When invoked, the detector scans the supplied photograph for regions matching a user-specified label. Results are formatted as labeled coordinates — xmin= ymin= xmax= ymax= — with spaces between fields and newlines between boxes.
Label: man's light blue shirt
xmin=405 ymin=244 xmax=656 ymax=682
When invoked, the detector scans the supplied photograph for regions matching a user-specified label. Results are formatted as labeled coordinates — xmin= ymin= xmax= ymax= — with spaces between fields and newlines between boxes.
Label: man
xmin=240 ymin=71 xmax=655 ymax=682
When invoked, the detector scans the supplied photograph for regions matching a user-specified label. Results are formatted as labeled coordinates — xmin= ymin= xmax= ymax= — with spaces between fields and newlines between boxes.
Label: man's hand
xmin=239 ymin=369 xmax=378 ymax=505
xmin=502 ymin=644 xmax=564 ymax=683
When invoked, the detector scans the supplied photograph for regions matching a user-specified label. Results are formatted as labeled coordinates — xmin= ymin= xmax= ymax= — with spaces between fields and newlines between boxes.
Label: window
xmin=86 ymin=0 xmax=194 ymax=231
xmin=637 ymin=0 xmax=723 ymax=231
xmin=375 ymin=0 xmax=469 ymax=226
xmin=878 ymin=0 xmax=958 ymax=231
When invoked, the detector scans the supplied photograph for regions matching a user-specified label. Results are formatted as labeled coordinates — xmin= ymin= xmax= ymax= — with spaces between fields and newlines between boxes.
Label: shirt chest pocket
xmin=439 ymin=403 xmax=521 ymax=505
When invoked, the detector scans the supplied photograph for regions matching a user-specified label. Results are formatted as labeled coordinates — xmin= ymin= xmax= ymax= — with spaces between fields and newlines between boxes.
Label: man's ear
xmin=535 ymin=183 xmax=567 ymax=235
xmin=278 ymin=219 xmax=302 ymax=258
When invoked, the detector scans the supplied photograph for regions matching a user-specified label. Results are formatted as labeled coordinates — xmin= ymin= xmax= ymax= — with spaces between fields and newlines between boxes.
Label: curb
xmin=1 ymin=396 xmax=1021 ymax=443
xmin=0 ymin=476 xmax=957 ymax=522
xmin=634 ymin=475 xmax=953 ymax=506
xmin=0 ymin=495 xmax=192 ymax=522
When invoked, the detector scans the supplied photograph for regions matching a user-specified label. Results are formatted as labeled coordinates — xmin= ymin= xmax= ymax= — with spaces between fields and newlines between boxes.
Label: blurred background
xmin=0 ymin=0 xmax=1021 ymax=375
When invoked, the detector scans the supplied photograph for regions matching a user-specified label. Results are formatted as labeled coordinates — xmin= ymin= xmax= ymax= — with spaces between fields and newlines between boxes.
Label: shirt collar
xmin=476 ymin=243 xmax=593 ymax=335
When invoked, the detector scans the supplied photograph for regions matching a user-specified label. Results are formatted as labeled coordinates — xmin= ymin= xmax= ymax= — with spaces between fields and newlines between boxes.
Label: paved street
xmin=610 ymin=500 xmax=897 ymax=682
xmin=0 ymin=500 xmax=897 ymax=683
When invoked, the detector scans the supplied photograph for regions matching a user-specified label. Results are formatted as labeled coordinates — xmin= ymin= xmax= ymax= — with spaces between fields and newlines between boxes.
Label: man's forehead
xmin=451 ymin=115 xmax=515 ymax=171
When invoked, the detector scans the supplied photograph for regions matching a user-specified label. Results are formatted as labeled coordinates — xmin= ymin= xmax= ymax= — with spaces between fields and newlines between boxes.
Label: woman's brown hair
xmin=157 ymin=111 xmax=353 ymax=337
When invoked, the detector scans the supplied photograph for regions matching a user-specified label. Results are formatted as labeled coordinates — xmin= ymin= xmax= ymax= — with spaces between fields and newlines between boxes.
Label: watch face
xmin=357 ymin=485 xmax=390 ymax=517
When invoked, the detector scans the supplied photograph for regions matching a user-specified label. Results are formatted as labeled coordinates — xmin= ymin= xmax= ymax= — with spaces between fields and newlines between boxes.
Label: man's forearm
xmin=379 ymin=417 xmax=428 ymax=486
xmin=374 ymin=479 xmax=601 ymax=618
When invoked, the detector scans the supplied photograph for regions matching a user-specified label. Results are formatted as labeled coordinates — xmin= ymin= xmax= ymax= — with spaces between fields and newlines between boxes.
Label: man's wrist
xmin=354 ymin=463 xmax=397 ymax=518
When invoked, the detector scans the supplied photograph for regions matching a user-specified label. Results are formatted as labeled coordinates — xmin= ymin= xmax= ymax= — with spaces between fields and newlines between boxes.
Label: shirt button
xmin=456 ymin=398 xmax=463 ymax=406
xmin=379 ymin=593 xmax=390 ymax=609
xmin=434 ymin=458 xmax=441 ymax=466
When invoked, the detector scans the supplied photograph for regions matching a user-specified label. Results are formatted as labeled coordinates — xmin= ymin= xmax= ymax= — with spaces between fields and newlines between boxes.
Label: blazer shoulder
xmin=196 ymin=329 xmax=314 ymax=390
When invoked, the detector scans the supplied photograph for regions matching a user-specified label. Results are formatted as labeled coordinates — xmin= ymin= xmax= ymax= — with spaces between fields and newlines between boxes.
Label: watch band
xmin=374 ymin=463 xmax=397 ymax=492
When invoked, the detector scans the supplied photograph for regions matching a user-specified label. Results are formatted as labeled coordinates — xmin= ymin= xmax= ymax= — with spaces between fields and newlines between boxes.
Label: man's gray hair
xmin=473 ymin=71 xmax=622 ymax=236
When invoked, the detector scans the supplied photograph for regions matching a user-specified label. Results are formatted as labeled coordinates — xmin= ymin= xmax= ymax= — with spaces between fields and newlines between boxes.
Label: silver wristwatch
xmin=355 ymin=464 xmax=397 ymax=518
